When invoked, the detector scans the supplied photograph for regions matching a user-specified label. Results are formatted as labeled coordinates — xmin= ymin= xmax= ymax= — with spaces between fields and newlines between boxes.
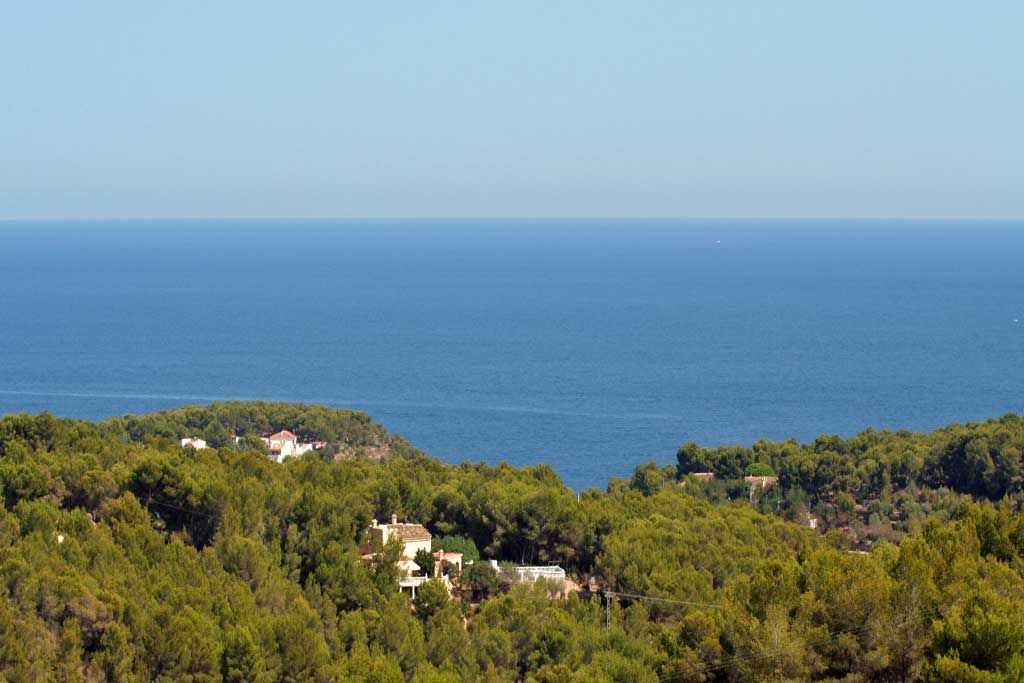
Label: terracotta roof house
xmin=362 ymin=515 xmax=453 ymax=598
xmin=366 ymin=515 xmax=433 ymax=562
xmin=261 ymin=429 xmax=315 ymax=463
xmin=388 ymin=523 xmax=432 ymax=543
xmin=744 ymin=475 xmax=779 ymax=490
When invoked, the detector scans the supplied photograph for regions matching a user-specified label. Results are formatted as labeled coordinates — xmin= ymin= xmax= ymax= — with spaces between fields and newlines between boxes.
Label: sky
xmin=1 ymin=2 xmax=1022 ymax=220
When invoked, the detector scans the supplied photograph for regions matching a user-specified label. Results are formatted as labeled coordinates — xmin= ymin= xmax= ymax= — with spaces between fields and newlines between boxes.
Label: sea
xmin=1 ymin=219 xmax=1022 ymax=491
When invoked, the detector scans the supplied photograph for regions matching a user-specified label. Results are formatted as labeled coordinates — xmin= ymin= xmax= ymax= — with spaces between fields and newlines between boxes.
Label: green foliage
xmin=629 ymin=461 xmax=668 ymax=496
xmin=431 ymin=534 xmax=480 ymax=561
xmin=222 ymin=626 xmax=267 ymax=683
xmin=745 ymin=461 xmax=776 ymax=476
xmin=413 ymin=579 xmax=450 ymax=623
xmin=676 ymin=414 xmax=1024 ymax=504
xmin=0 ymin=404 xmax=1023 ymax=681
xmin=464 ymin=562 xmax=503 ymax=598
xmin=99 ymin=400 xmax=424 ymax=460
xmin=414 ymin=547 xmax=436 ymax=578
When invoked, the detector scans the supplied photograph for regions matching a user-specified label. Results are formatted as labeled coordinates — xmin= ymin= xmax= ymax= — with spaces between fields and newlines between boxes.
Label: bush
xmin=431 ymin=535 xmax=480 ymax=562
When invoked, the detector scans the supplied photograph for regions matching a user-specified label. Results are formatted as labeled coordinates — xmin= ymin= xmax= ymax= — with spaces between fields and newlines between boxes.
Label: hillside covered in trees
xmin=2 ymin=403 xmax=1024 ymax=681
xmin=674 ymin=414 xmax=1024 ymax=545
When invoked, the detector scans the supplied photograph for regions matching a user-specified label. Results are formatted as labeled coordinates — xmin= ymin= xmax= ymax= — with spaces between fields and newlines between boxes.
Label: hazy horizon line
xmin=3 ymin=215 xmax=1023 ymax=224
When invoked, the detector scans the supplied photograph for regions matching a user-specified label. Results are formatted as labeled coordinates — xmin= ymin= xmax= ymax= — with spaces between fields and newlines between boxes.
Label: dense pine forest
xmin=2 ymin=402 xmax=1024 ymax=682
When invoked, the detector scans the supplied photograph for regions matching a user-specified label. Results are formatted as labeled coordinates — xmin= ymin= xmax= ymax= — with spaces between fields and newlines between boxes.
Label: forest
xmin=674 ymin=413 xmax=1024 ymax=545
xmin=1 ymin=402 xmax=1023 ymax=682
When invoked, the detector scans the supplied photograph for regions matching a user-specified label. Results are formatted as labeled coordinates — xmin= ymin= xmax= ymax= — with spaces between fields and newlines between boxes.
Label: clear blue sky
xmin=2 ymin=2 xmax=1021 ymax=219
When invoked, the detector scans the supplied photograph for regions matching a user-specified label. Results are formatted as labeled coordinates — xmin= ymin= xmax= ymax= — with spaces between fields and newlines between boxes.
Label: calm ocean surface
xmin=1 ymin=219 xmax=1022 ymax=490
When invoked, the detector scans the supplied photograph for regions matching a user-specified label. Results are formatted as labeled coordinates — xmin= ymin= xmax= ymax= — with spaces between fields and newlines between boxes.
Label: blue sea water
xmin=1 ymin=219 xmax=1022 ymax=490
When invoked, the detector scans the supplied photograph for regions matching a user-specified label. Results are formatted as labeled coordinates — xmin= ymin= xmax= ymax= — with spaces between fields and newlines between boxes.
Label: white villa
xmin=363 ymin=515 xmax=462 ymax=597
xmin=360 ymin=516 xmax=569 ymax=598
xmin=261 ymin=430 xmax=316 ymax=463
xmin=180 ymin=437 xmax=210 ymax=450
xmin=366 ymin=515 xmax=433 ymax=574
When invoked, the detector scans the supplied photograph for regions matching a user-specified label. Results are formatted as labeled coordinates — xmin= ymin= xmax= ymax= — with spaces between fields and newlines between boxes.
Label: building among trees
xmin=179 ymin=436 xmax=209 ymax=449
xmin=261 ymin=429 xmax=315 ymax=462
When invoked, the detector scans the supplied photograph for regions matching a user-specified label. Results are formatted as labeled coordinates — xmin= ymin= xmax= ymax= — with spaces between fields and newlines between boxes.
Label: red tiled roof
xmin=269 ymin=430 xmax=297 ymax=441
xmin=433 ymin=550 xmax=463 ymax=561
xmin=388 ymin=524 xmax=431 ymax=542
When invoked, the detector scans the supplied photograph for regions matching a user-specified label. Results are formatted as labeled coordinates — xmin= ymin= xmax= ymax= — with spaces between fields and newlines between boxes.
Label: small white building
xmin=433 ymin=549 xmax=463 ymax=576
xmin=807 ymin=512 xmax=819 ymax=530
xmin=490 ymin=560 xmax=567 ymax=583
xmin=180 ymin=437 xmax=209 ymax=450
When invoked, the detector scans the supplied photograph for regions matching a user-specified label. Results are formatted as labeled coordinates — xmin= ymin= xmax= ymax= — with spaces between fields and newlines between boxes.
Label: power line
xmin=604 ymin=590 xmax=722 ymax=610
xmin=143 ymin=497 xmax=220 ymax=521
xmin=600 ymin=589 xmax=722 ymax=633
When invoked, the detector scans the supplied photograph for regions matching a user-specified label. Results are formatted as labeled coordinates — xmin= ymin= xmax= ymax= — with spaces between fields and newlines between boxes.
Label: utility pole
xmin=604 ymin=592 xmax=611 ymax=628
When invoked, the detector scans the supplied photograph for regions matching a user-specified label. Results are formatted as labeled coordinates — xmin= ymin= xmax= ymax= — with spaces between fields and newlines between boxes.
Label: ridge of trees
xmin=676 ymin=413 xmax=1024 ymax=502
xmin=98 ymin=401 xmax=424 ymax=458
xmin=0 ymin=405 xmax=1023 ymax=681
